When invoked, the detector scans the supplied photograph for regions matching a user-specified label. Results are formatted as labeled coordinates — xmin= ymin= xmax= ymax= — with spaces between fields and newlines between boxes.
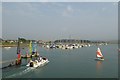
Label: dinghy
xmin=95 ymin=47 xmax=104 ymax=61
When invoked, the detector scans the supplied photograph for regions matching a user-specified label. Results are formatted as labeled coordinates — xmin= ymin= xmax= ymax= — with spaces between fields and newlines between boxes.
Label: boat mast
xmin=17 ymin=38 xmax=20 ymax=54
xmin=16 ymin=37 xmax=21 ymax=65
xmin=32 ymin=41 xmax=37 ymax=53
xmin=29 ymin=41 xmax=32 ymax=54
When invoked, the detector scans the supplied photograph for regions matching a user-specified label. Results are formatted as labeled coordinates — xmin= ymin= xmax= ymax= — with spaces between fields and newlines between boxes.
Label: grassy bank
xmin=1 ymin=42 xmax=29 ymax=47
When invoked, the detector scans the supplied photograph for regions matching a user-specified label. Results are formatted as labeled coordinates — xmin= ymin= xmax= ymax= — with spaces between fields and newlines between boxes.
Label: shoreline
xmin=0 ymin=44 xmax=29 ymax=47
xmin=0 ymin=43 xmax=117 ymax=47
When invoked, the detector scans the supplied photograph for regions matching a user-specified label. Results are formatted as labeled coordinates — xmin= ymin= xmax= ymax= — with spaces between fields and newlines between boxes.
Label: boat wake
xmin=5 ymin=67 xmax=34 ymax=78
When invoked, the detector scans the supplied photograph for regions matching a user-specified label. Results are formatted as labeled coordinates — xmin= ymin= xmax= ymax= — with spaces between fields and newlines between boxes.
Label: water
xmin=1 ymin=44 xmax=118 ymax=78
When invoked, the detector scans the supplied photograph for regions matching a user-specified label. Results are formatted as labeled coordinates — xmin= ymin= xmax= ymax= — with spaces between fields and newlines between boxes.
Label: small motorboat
xmin=26 ymin=57 xmax=49 ymax=68
xmin=4 ymin=47 xmax=11 ymax=50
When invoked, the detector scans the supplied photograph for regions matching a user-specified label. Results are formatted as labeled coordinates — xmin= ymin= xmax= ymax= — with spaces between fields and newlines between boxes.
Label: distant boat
xmin=21 ymin=41 xmax=31 ymax=58
xmin=95 ymin=47 xmax=104 ymax=61
xmin=4 ymin=47 xmax=11 ymax=50
xmin=31 ymin=41 xmax=39 ymax=57
xmin=118 ymin=48 xmax=120 ymax=52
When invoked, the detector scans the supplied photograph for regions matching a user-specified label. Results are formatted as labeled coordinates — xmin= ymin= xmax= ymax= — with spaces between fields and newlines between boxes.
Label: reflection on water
xmin=96 ymin=61 xmax=103 ymax=70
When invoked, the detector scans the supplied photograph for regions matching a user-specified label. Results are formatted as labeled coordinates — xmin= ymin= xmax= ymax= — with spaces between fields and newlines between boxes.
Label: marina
xmin=1 ymin=2 xmax=118 ymax=79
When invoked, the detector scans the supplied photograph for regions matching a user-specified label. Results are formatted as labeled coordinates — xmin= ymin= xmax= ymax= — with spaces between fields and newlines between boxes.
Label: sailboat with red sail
xmin=15 ymin=38 xmax=22 ymax=65
xmin=95 ymin=47 xmax=104 ymax=61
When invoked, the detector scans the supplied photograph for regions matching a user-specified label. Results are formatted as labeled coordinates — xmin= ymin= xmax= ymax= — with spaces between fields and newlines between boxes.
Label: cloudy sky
xmin=2 ymin=2 xmax=118 ymax=41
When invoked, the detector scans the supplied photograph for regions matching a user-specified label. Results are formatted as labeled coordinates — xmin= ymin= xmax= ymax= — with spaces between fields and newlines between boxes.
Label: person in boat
xmin=32 ymin=51 xmax=35 ymax=55
xmin=30 ymin=54 xmax=33 ymax=58
xmin=29 ymin=60 xmax=34 ymax=67
xmin=42 ymin=57 xmax=46 ymax=60
xmin=34 ymin=52 xmax=37 ymax=57
xmin=31 ymin=51 xmax=37 ymax=57
xmin=26 ymin=53 xmax=28 ymax=57
xmin=15 ymin=58 xmax=21 ymax=65
xmin=38 ymin=56 xmax=42 ymax=62
xmin=25 ymin=51 xmax=29 ymax=58
xmin=35 ymin=51 xmax=39 ymax=57
xmin=34 ymin=60 xmax=38 ymax=64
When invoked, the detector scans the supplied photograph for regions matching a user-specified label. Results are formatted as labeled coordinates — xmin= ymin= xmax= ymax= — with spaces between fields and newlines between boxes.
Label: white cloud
xmin=50 ymin=2 xmax=66 ymax=7
xmin=0 ymin=2 xmax=2 ymax=38
xmin=101 ymin=7 xmax=106 ymax=11
xmin=113 ymin=2 xmax=118 ymax=6
xmin=67 ymin=6 xmax=73 ymax=12
xmin=62 ymin=5 xmax=74 ymax=16
xmin=3 ymin=3 xmax=44 ymax=17
xmin=19 ymin=3 xmax=38 ymax=12
xmin=0 ymin=3 xmax=1 ymax=13
xmin=2 ymin=0 xmax=120 ymax=2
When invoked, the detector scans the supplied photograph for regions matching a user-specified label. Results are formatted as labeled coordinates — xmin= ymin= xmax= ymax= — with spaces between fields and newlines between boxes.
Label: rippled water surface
xmin=1 ymin=44 xmax=118 ymax=78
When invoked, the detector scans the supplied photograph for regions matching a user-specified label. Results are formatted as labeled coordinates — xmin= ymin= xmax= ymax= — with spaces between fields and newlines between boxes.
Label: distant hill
xmin=0 ymin=38 xmax=3 ymax=41
xmin=108 ymin=40 xmax=118 ymax=44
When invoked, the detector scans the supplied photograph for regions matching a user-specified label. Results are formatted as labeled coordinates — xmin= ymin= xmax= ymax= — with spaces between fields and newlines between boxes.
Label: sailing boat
xmin=15 ymin=38 xmax=22 ymax=65
xmin=21 ymin=41 xmax=32 ymax=58
xmin=21 ymin=41 xmax=39 ymax=58
xmin=26 ymin=41 xmax=49 ymax=68
xmin=95 ymin=47 xmax=104 ymax=61
xmin=2 ymin=38 xmax=22 ymax=68
xmin=31 ymin=41 xmax=39 ymax=57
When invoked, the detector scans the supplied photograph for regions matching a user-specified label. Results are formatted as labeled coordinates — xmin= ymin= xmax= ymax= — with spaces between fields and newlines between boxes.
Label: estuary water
xmin=1 ymin=44 xmax=118 ymax=78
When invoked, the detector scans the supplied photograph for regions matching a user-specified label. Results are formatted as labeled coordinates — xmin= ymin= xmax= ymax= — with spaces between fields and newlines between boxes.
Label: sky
xmin=2 ymin=2 xmax=118 ymax=41
xmin=0 ymin=2 xmax=2 ymax=39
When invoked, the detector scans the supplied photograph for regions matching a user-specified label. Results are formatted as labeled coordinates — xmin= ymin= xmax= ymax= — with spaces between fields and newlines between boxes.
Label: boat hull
xmin=26 ymin=59 xmax=49 ymax=68
xmin=94 ymin=58 xmax=104 ymax=61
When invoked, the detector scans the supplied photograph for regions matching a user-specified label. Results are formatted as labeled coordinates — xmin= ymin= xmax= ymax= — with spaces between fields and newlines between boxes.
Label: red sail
xmin=17 ymin=53 xmax=21 ymax=59
xmin=96 ymin=48 xmax=103 ymax=58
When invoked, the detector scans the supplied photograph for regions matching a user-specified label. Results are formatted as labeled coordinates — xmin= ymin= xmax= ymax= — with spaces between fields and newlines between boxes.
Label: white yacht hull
xmin=94 ymin=58 xmax=104 ymax=61
xmin=26 ymin=59 xmax=49 ymax=68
